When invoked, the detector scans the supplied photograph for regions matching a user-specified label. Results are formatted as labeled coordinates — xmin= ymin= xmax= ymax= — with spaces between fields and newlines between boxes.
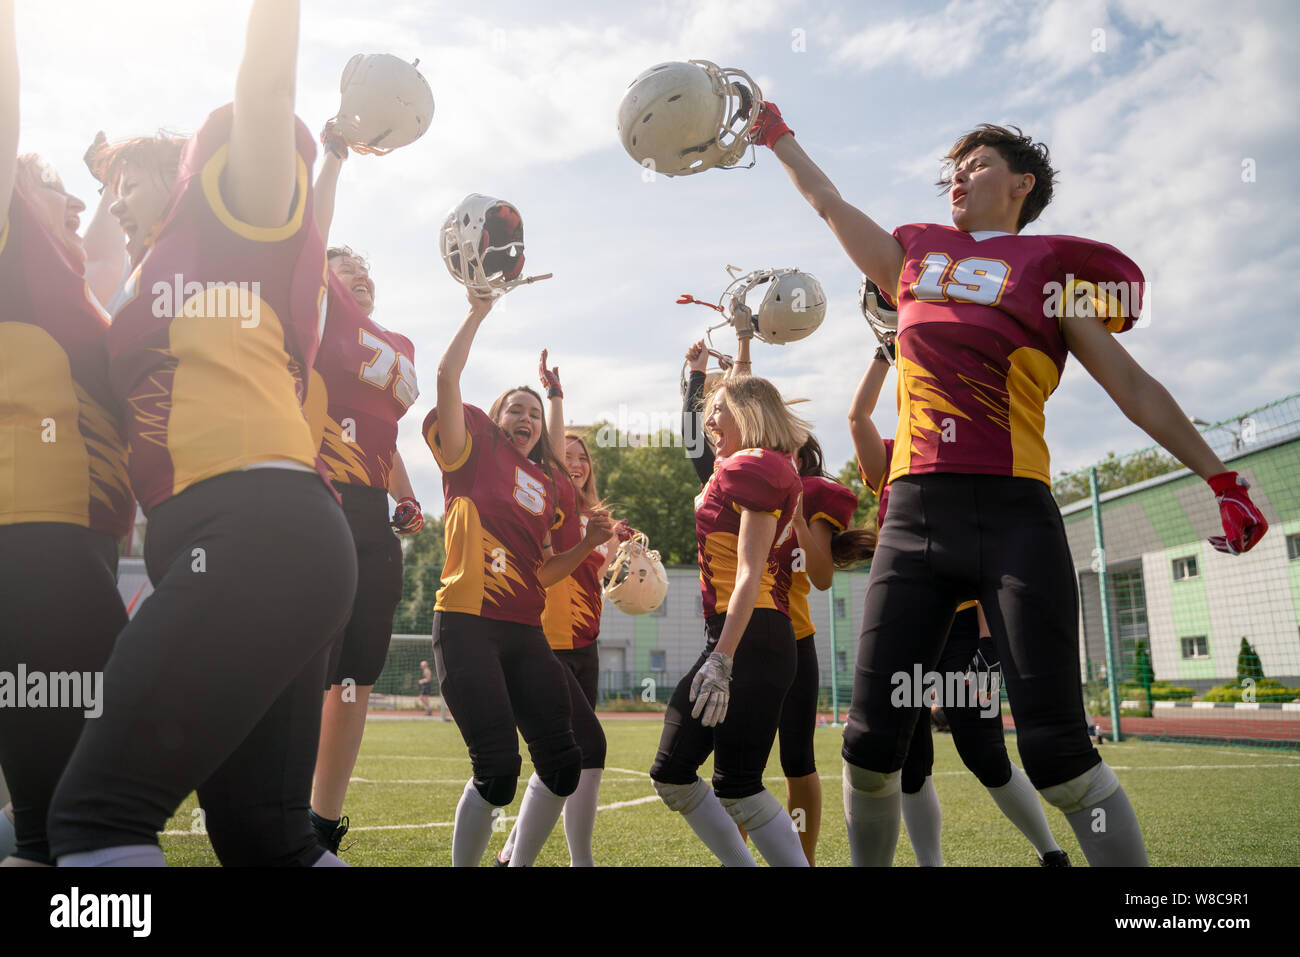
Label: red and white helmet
xmin=440 ymin=193 xmax=527 ymax=296
xmin=616 ymin=60 xmax=761 ymax=177
xmin=602 ymin=533 xmax=669 ymax=616
xmin=336 ymin=54 xmax=435 ymax=155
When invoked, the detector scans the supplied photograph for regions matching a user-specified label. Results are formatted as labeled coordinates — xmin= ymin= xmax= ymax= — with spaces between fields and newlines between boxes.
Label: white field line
xmin=347 ymin=776 xmax=649 ymax=785
xmin=161 ymin=792 xmax=663 ymax=836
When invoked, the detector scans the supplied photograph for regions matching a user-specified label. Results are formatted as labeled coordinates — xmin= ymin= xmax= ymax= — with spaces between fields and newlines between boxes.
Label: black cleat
xmin=313 ymin=814 xmax=350 ymax=854
xmin=1039 ymin=850 xmax=1071 ymax=867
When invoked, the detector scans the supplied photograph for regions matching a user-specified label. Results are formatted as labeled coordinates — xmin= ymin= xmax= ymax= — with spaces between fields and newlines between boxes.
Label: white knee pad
xmin=654 ymin=777 xmax=711 ymax=815
xmin=1039 ymin=762 xmax=1120 ymax=814
xmin=843 ymin=762 xmax=901 ymax=798
xmin=719 ymin=790 xmax=783 ymax=832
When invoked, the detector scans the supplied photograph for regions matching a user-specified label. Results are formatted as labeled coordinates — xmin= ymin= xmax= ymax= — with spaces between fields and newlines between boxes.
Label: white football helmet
xmin=859 ymin=276 xmax=898 ymax=365
xmin=602 ymin=533 xmax=669 ymax=616
xmin=440 ymin=194 xmax=552 ymax=297
xmin=617 ymin=60 xmax=761 ymax=177
xmin=336 ymin=54 xmax=435 ymax=155
xmin=681 ymin=266 xmax=827 ymax=352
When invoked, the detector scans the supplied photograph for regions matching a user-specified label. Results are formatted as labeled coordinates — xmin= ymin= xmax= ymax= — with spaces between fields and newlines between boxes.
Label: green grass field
xmin=159 ymin=717 xmax=1300 ymax=866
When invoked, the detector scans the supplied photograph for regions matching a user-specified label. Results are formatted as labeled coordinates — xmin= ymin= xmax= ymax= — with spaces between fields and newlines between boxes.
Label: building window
xmin=649 ymin=650 xmax=666 ymax=671
xmin=1287 ymin=533 xmax=1300 ymax=561
xmin=1172 ymin=556 xmax=1199 ymax=581
xmin=836 ymin=650 xmax=848 ymax=674
xmin=834 ymin=597 xmax=847 ymax=618
xmin=1180 ymin=636 xmax=1209 ymax=659
xmin=651 ymin=597 xmax=667 ymax=617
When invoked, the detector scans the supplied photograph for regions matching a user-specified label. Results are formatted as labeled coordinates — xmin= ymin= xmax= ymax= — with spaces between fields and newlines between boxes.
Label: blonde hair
xmin=564 ymin=432 xmax=601 ymax=510
xmin=704 ymin=375 xmax=811 ymax=455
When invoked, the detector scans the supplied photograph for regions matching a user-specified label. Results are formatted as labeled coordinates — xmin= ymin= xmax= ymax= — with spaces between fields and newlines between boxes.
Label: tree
xmin=1051 ymin=448 xmax=1182 ymax=507
xmin=835 ymin=458 xmax=880 ymax=531
xmin=586 ymin=422 xmax=701 ymax=565
xmin=1133 ymin=639 xmax=1154 ymax=716
xmin=393 ymin=515 xmax=445 ymax=636
xmin=1236 ymin=637 xmax=1265 ymax=683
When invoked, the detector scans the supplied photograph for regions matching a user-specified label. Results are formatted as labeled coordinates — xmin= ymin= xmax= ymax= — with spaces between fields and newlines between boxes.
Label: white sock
xmin=58 ymin=844 xmax=167 ymax=867
xmin=452 ymin=779 xmax=500 ymax=867
xmin=842 ymin=762 xmax=902 ymax=867
xmin=658 ymin=778 xmax=756 ymax=867
xmin=900 ymin=776 xmax=943 ymax=866
xmin=312 ymin=850 xmax=348 ymax=867
xmin=987 ymin=763 xmax=1060 ymax=856
xmin=562 ymin=768 xmax=602 ymax=867
xmin=731 ymin=800 xmax=809 ymax=867
xmin=0 ymin=806 xmax=15 ymax=860
xmin=498 ymin=821 xmax=519 ymax=864
xmin=1064 ymin=786 xmax=1148 ymax=866
xmin=507 ymin=773 xmax=567 ymax=867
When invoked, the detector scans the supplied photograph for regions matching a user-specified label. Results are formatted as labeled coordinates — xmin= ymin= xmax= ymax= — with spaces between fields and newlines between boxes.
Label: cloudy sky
xmin=14 ymin=0 xmax=1299 ymax=506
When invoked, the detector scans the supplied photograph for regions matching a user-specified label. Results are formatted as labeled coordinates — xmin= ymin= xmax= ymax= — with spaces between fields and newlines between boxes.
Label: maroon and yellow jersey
xmin=425 ymin=403 xmax=566 ymax=626
xmin=106 ymin=103 xmax=329 ymax=512
xmin=305 ymin=273 xmax=417 ymax=489
xmin=784 ymin=475 xmax=859 ymax=640
xmin=0 ymin=190 xmax=133 ymax=536
xmin=695 ymin=448 xmax=802 ymax=619
xmin=542 ymin=475 xmax=609 ymax=651
xmin=888 ymin=224 xmax=1143 ymax=487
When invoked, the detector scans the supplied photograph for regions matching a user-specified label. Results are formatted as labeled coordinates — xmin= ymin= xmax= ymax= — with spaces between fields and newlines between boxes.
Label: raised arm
xmin=1 ymin=0 xmax=18 ymax=220
xmin=539 ymin=349 xmax=565 ymax=452
xmin=682 ymin=340 xmax=715 ymax=483
xmin=434 ymin=293 xmax=495 ymax=464
xmin=754 ymin=104 xmax=904 ymax=293
xmin=313 ymin=115 xmax=360 ymax=246
xmin=848 ymin=348 xmax=893 ymax=490
xmin=226 ymin=0 xmax=300 ymax=227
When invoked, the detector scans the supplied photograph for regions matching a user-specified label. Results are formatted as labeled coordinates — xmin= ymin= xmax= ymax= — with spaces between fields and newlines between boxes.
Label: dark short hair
xmin=327 ymin=245 xmax=370 ymax=270
xmin=938 ymin=124 xmax=1056 ymax=230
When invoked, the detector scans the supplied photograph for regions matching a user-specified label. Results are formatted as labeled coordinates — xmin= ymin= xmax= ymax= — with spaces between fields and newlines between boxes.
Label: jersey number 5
xmin=359 ymin=330 xmax=419 ymax=409
xmin=910 ymin=254 xmax=1010 ymax=307
xmin=514 ymin=468 xmax=546 ymax=515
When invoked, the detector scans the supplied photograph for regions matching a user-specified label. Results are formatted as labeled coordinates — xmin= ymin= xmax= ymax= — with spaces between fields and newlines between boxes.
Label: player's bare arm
xmin=539 ymin=348 xmax=566 ymax=451
xmin=713 ymin=507 xmax=778 ymax=659
xmin=227 ymin=0 xmax=300 ymax=227
xmin=767 ymin=126 xmax=903 ymax=292
xmin=538 ymin=508 xmax=615 ymax=588
xmin=848 ymin=353 xmax=892 ymax=490
xmin=387 ymin=448 xmax=416 ymax=503
xmin=434 ymin=292 xmax=495 ymax=464
xmin=1062 ymin=310 xmax=1227 ymax=480
xmin=793 ymin=509 xmax=835 ymax=591
xmin=0 ymin=0 xmax=18 ymax=221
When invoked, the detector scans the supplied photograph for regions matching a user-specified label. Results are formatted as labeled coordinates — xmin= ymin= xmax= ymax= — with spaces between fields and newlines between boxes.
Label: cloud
xmin=832 ymin=0 xmax=1004 ymax=77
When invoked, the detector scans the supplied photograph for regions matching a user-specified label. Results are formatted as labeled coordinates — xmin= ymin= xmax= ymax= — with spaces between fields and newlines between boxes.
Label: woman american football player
xmin=0 ymin=2 xmax=132 ymax=865
xmin=851 ymin=338 xmax=1070 ymax=867
xmin=494 ymin=351 xmax=620 ymax=867
xmin=650 ymin=374 xmax=811 ymax=867
xmin=426 ymin=300 xmax=614 ymax=867
xmin=45 ymin=0 xmax=360 ymax=867
xmin=681 ymin=334 xmax=871 ymax=865
xmin=303 ymin=118 xmax=425 ymax=855
xmin=750 ymin=105 xmax=1267 ymax=865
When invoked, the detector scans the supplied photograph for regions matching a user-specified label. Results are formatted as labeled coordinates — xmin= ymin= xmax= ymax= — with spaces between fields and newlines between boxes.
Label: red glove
xmin=748 ymin=101 xmax=793 ymax=149
xmin=391 ymin=497 xmax=424 ymax=535
xmin=1206 ymin=472 xmax=1267 ymax=554
xmin=320 ymin=119 xmax=349 ymax=160
xmin=539 ymin=349 xmax=563 ymax=399
xmin=614 ymin=520 xmax=636 ymax=543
